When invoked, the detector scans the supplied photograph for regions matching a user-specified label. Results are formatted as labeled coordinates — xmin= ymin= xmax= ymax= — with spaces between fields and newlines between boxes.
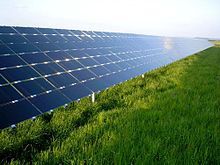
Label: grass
xmin=0 ymin=46 xmax=219 ymax=164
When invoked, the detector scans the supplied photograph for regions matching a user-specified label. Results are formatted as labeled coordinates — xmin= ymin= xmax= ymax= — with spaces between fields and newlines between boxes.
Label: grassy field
xmin=0 ymin=46 xmax=219 ymax=164
xmin=210 ymin=40 xmax=220 ymax=47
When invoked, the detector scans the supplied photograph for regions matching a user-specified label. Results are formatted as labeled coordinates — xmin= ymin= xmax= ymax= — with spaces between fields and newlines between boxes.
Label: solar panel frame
xmin=0 ymin=26 xmax=214 ymax=129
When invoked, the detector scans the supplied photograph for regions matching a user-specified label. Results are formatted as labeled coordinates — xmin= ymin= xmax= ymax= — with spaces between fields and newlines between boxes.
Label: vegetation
xmin=0 ymin=46 xmax=219 ymax=164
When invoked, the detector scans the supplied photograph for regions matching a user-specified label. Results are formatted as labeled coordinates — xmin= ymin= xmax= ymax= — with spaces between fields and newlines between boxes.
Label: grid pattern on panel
xmin=0 ymin=26 xmax=213 ymax=129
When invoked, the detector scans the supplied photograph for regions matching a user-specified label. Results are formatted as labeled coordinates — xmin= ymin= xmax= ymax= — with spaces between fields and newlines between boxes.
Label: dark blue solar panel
xmin=46 ymin=35 xmax=66 ymax=42
xmin=14 ymin=78 xmax=54 ymax=97
xmin=70 ymin=69 xmax=97 ymax=81
xmin=104 ymin=63 xmax=122 ymax=72
xmin=36 ymin=28 xmax=57 ymax=34
xmin=35 ymin=43 xmax=59 ymax=51
xmin=64 ymin=35 xmax=81 ymax=42
xmin=29 ymin=90 xmax=70 ymax=113
xmin=0 ymin=34 xmax=27 ymax=44
xmin=0 ymin=44 xmax=14 ymax=55
xmin=60 ymin=83 xmax=91 ymax=100
xmin=126 ymin=59 xmax=139 ymax=66
xmin=0 ymin=100 xmax=40 ymax=129
xmin=93 ymin=56 xmax=111 ymax=64
xmin=78 ymin=58 xmax=99 ymax=67
xmin=116 ymin=61 xmax=131 ymax=69
xmin=8 ymin=43 xmax=39 ymax=54
xmin=83 ymin=78 xmax=109 ymax=92
xmin=89 ymin=66 xmax=110 ymax=76
xmin=0 ymin=26 xmax=16 ymax=34
xmin=101 ymin=73 xmax=123 ymax=86
xmin=0 ymin=66 xmax=40 ymax=82
xmin=33 ymin=63 xmax=65 ymax=75
xmin=46 ymin=51 xmax=71 ymax=60
xmin=0 ymin=55 xmax=26 ymax=68
xmin=14 ymin=27 xmax=40 ymax=34
xmin=0 ymin=75 xmax=7 ymax=85
xmin=59 ymin=60 xmax=83 ymax=70
xmin=0 ymin=85 xmax=23 ymax=105
xmin=20 ymin=52 xmax=52 ymax=64
xmin=64 ymin=49 xmax=88 ymax=58
xmin=25 ymin=35 xmax=50 ymax=43
xmin=71 ymin=30 xmax=84 ymax=35
xmin=46 ymin=73 xmax=78 ymax=88
xmin=0 ymin=26 xmax=213 ymax=129
xmin=106 ymin=55 xmax=121 ymax=62
xmin=54 ymin=41 xmax=77 ymax=50
xmin=55 ymin=29 xmax=72 ymax=35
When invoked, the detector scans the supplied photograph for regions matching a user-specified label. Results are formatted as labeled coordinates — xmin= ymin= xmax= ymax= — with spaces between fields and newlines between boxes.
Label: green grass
xmin=0 ymin=46 xmax=220 ymax=164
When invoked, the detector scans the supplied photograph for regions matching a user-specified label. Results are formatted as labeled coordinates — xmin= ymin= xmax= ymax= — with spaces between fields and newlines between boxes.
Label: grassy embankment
xmin=0 ymin=45 xmax=219 ymax=164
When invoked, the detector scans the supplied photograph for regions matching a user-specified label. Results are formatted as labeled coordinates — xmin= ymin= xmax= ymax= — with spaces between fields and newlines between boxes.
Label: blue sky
xmin=0 ymin=0 xmax=219 ymax=38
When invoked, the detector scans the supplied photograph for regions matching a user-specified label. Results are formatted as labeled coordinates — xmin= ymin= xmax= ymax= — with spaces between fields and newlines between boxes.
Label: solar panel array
xmin=0 ymin=26 xmax=213 ymax=129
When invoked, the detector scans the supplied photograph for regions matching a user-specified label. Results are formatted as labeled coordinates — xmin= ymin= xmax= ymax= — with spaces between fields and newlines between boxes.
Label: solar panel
xmin=0 ymin=26 xmax=213 ymax=129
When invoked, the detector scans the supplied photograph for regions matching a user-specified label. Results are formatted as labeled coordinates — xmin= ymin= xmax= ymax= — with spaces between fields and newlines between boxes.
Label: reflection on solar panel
xmin=0 ymin=26 xmax=213 ymax=129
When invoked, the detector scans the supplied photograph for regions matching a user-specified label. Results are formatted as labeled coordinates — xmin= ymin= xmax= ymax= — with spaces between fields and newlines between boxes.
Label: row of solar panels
xmin=0 ymin=26 xmax=213 ymax=129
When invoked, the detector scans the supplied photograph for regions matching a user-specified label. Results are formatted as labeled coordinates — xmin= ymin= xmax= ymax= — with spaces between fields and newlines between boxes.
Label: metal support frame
xmin=92 ymin=92 xmax=95 ymax=103
xmin=11 ymin=124 xmax=16 ymax=129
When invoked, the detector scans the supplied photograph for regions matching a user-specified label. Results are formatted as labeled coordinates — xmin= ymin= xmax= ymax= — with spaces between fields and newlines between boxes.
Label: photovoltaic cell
xmin=29 ymin=90 xmax=70 ymax=113
xmin=64 ymin=36 xmax=78 ymax=41
xmin=55 ymin=29 xmax=72 ymax=35
xmin=46 ymin=35 xmax=66 ymax=42
xmin=83 ymin=78 xmax=109 ymax=92
xmin=89 ymin=66 xmax=110 ymax=76
xmin=46 ymin=73 xmax=78 ymax=88
xmin=0 ymin=66 xmax=40 ymax=82
xmin=0 ymin=75 xmax=7 ymax=85
xmin=70 ymin=69 xmax=96 ymax=81
xmin=0 ymin=100 xmax=40 ymax=129
xmin=33 ymin=63 xmax=65 ymax=75
xmin=25 ymin=35 xmax=49 ymax=43
xmin=35 ymin=43 xmax=59 ymax=51
xmin=0 ymin=85 xmax=23 ymax=105
xmin=64 ymin=49 xmax=88 ymax=58
xmin=36 ymin=28 xmax=57 ymax=34
xmin=54 ymin=41 xmax=76 ymax=50
xmin=8 ymin=43 xmax=39 ymax=54
xmin=106 ymin=55 xmax=121 ymax=62
xmin=0 ymin=26 xmax=16 ymax=34
xmin=0 ymin=55 xmax=26 ymax=68
xmin=60 ymin=83 xmax=92 ymax=100
xmin=0 ymin=34 xmax=27 ymax=44
xmin=93 ymin=56 xmax=111 ymax=64
xmin=0 ymin=44 xmax=14 ymax=55
xmin=59 ymin=60 xmax=83 ymax=70
xmin=46 ymin=51 xmax=71 ymax=60
xmin=0 ymin=26 xmax=213 ymax=129
xmin=77 ymin=58 xmax=99 ymax=67
xmin=20 ymin=52 xmax=52 ymax=64
xmin=14 ymin=27 xmax=40 ymax=34
xmin=104 ymin=63 xmax=122 ymax=72
xmin=14 ymin=78 xmax=54 ymax=97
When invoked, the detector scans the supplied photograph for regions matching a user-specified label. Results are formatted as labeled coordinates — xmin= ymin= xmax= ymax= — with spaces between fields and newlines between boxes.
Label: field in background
xmin=210 ymin=40 xmax=220 ymax=47
xmin=0 ymin=46 xmax=219 ymax=164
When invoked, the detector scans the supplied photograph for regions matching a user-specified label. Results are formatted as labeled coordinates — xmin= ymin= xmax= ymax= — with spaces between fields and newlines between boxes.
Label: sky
xmin=0 ymin=0 xmax=219 ymax=38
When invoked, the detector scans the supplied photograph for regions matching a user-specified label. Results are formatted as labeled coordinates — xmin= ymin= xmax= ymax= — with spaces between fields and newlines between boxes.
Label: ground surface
xmin=0 ymin=46 xmax=219 ymax=164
